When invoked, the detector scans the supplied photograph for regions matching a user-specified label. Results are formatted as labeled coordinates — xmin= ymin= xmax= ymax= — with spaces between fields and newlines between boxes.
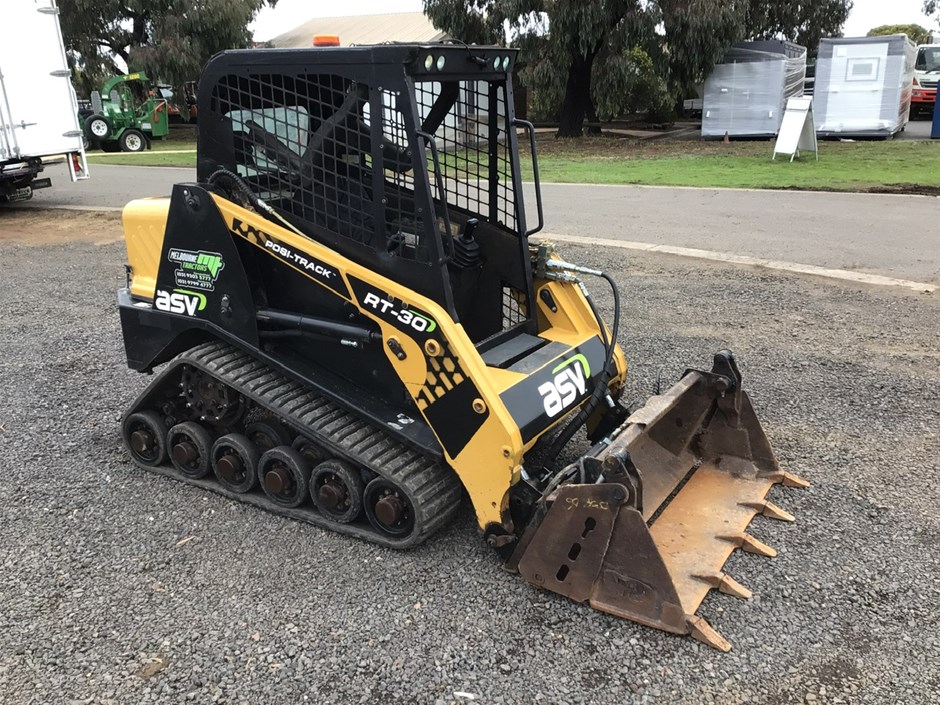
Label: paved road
xmin=25 ymin=162 xmax=940 ymax=284
xmin=895 ymin=113 xmax=933 ymax=140
xmin=900 ymin=116 xmax=934 ymax=140
xmin=536 ymin=183 xmax=940 ymax=284
xmin=28 ymin=163 xmax=194 ymax=209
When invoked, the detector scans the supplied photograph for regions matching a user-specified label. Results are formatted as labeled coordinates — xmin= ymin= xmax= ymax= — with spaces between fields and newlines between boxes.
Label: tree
xmin=746 ymin=1 xmax=853 ymax=55
xmin=867 ymin=24 xmax=931 ymax=44
xmin=420 ymin=0 xmax=505 ymax=45
xmin=525 ymin=2 xmax=651 ymax=136
xmin=60 ymin=0 xmax=275 ymax=97
xmin=426 ymin=0 xmax=692 ymax=136
xmin=925 ymin=1 xmax=940 ymax=27
xmin=425 ymin=0 xmax=852 ymax=138
xmin=658 ymin=0 xmax=751 ymax=99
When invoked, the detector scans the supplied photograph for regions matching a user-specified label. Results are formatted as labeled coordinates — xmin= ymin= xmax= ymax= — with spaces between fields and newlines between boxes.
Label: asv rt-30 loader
xmin=117 ymin=44 xmax=807 ymax=651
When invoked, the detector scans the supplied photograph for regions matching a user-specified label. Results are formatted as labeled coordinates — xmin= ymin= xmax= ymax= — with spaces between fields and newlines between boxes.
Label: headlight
xmin=436 ymin=55 xmax=446 ymax=71
xmin=503 ymin=56 xmax=511 ymax=71
xmin=424 ymin=55 xmax=434 ymax=71
xmin=493 ymin=56 xmax=501 ymax=70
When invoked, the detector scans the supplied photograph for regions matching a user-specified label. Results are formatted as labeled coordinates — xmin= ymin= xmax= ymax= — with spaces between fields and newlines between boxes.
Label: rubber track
xmin=127 ymin=341 xmax=463 ymax=549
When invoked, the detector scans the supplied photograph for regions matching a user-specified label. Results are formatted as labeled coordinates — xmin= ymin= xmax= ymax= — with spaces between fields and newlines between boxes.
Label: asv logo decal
xmin=155 ymin=289 xmax=206 ymax=317
xmin=538 ymin=354 xmax=591 ymax=418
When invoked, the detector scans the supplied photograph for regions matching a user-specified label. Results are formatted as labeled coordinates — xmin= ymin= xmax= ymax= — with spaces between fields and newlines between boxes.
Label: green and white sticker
xmin=168 ymin=248 xmax=225 ymax=292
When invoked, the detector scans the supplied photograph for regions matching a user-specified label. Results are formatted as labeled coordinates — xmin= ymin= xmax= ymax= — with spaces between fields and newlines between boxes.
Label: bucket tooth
xmin=720 ymin=532 xmax=777 ymax=557
xmin=718 ymin=574 xmax=752 ymax=600
xmin=741 ymin=500 xmax=795 ymax=523
xmin=696 ymin=572 xmax=753 ymax=600
xmin=760 ymin=470 xmax=811 ymax=489
xmin=686 ymin=615 xmax=732 ymax=652
xmin=740 ymin=533 xmax=777 ymax=557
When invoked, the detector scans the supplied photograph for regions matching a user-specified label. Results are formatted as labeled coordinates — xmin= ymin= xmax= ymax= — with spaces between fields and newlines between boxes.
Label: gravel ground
xmin=0 ymin=220 xmax=938 ymax=704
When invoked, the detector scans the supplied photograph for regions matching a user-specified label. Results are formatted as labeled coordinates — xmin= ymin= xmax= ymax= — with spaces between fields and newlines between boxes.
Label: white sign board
xmin=773 ymin=97 xmax=818 ymax=162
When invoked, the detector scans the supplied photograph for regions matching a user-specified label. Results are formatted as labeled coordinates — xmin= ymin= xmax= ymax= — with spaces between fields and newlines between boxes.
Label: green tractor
xmin=81 ymin=72 xmax=170 ymax=152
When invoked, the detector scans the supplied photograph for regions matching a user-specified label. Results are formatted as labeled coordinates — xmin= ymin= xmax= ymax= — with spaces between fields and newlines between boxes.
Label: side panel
xmin=124 ymin=198 xmax=171 ymax=300
xmin=226 ymin=213 xmax=418 ymax=406
xmin=347 ymin=275 xmax=488 ymax=458
xmin=151 ymin=184 xmax=259 ymax=347
xmin=499 ymin=336 xmax=607 ymax=443
xmin=208 ymin=199 xmax=626 ymax=532
xmin=0 ymin=0 xmax=84 ymax=160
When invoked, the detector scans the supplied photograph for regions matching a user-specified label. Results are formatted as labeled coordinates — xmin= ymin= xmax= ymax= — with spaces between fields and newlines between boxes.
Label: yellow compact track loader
xmin=117 ymin=44 xmax=807 ymax=651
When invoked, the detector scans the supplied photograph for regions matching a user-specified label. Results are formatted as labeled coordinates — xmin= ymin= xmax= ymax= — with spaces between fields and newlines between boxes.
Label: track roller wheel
xmin=310 ymin=459 xmax=364 ymax=524
xmin=292 ymin=435 xmax=329 ymax=466
xmin=211 ymin=433 xmax=260 ymax=494
xmin=123 ymin=411 xmax=168 ymax=467
xmin=258 ymin=446 xmax=309 ymax=508
xmin=364 ymin=477 xmax=416 ymax=538
xmin=246 ymin=419 xmax=292 ymax=452
xmin=167 ymin=421 xmax=213 ymax=479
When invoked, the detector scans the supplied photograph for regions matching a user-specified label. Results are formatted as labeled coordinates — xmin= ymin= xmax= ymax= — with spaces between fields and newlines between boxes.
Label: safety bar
xmin=416 ymin=130 xmax=455 ymax=261
xmin=512 ymin=118 xmax=544 ymax=236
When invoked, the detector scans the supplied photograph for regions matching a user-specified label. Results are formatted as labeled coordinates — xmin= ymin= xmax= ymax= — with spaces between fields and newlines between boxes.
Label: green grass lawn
xmin=522 ymin=138 xmax=940 ymax=192
xmin=148 ymin=130 xmax=197 ymax=151
xmin=86 ymin=130 xmax=940 ymax=194
xmin=87 ymin=149 xmax=195 ymax=167
xmin=85 ymin=125 xmax=196 ymax=166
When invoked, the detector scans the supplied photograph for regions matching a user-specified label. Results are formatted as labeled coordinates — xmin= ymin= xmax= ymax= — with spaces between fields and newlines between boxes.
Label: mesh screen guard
xmin=413 ymin=79 xmax=516 ymax=232
xmin=205 ymin=69 xmax=521 ymax=267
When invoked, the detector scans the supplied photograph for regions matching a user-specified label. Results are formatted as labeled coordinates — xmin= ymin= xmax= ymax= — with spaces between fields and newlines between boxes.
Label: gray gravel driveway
xmin=0 ymin=232 xmax=938 ymax=704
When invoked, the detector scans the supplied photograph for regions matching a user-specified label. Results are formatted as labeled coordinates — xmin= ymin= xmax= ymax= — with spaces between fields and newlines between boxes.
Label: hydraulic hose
xmin=206 ymin=168 xmax=308 ymax=239
xmin=206 ymin=168 xmax=259 ymax=210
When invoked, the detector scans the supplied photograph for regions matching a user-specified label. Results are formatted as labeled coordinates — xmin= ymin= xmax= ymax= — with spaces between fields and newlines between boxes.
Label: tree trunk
xmin=586 ymin=99 xmax=601 ymax=135
xmin=132 ymin=15 xmax=147 ymax=46
xmin=556 ymin=54 xmax=596 ymax=138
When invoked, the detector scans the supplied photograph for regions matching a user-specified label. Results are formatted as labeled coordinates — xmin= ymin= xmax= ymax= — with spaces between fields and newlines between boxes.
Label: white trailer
xmin=0 ymin=0 xmax=88 ymax=202
xmin=814 ymin=35 xmax=916 ymax=138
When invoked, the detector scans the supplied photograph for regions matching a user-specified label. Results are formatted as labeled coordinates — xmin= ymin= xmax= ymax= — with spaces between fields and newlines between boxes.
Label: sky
xmin=250 ymin=0 xmax=938 ymax=44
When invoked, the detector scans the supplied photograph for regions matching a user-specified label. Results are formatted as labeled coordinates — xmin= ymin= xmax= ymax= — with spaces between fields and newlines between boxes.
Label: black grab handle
xmin=512 ymin=118 xmax=544 ymax=236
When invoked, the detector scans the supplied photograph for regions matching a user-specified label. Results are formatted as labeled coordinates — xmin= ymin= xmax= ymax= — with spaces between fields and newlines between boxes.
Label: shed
xmin=814 ymin=35 xmax=916 ymax=138
xmin=702 ymin=40 xmax=807 ymax=139
xmin=269 ymin=12 xmax=447 ymax=49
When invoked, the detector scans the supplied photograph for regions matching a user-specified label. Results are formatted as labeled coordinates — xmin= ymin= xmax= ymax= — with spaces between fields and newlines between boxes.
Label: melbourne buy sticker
xmin=168 ymin=248 xmax=225 ymax=292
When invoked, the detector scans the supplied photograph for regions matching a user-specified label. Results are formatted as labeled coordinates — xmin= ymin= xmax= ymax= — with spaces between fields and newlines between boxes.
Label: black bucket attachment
xmin=508 ymin=351 xmax=808 ymax=651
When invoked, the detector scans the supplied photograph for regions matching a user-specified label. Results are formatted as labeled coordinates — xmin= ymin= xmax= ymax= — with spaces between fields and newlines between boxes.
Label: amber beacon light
xmin=313 ymin=34 xmax=340 ymax=47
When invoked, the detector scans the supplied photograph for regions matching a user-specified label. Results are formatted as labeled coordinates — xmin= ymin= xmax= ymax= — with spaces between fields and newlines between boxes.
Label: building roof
xmin=269 ymin=11 xmax=447 ymax=49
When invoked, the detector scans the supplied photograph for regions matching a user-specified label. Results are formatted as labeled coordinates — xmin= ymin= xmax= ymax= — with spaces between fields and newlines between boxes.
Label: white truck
xmin=0 ymin=0 xmax=88 ymax=203
xmin=912 ymin=43 xmax=940 ymax=117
